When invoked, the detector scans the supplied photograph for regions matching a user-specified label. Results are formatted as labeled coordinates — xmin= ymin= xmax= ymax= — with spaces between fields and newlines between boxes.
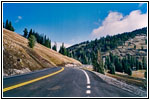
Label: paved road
xmin=3 ymin=67 xmax=138 ymax=97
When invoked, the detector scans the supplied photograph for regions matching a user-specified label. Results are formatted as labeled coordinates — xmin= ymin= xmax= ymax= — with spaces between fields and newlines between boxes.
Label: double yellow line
xmin=3 ymin=67 xmax=64 ymax=92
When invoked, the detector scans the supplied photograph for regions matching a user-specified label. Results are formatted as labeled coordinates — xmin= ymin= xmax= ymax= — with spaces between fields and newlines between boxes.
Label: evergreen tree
xmin=28 ymin=35 xmax=36 ymax=48
xmin=9 ymin=22 xmax=15 ymax=31
xmin=52 ymin=42 xmax=57 ymax=51
xmin=5 ymin=20 xmax=15 ymax=31
xmin=139 ymin=61 xmax=143 ymax=69
xmin=136 ymin=59 xmax=139 ymax=70
xmin=28 ymin=29 xmax=33 ymax=38
xmin=141 ymin=46 xmax=144 ymax=50
xmin=134 ymin=45 xmax=136 ymax=49
xmin=127 ymin=67 xmax=132 ymax=76
xmin=91 ymin=50 xmax=104 ymax=74
xmin=5 ymin=19 xmax=9 ymax=29
xmin=142 ymin=57 xmax=147 ymax=69
xmin=115 ymin=57 xmax=123 ymax=72
xmin=45 ymin=38 xmax=51 ymax=48
xmin=82 ymin=54 xmax=88 ymax=64
xmin=97 ymin=50 xmax=105 ymax=74
xmin=145 ymin=39 xmax=147 ymax=45
xmin=23 ymin=28 xmax=28 ymax=38
xmin=105 ymin=56 xmax=110 ymax=70
xmin=91 ymin=51 xmax=98 ymax=72
xmin=109 ymin=63 xmax=115 ymax=74
xmin=59 ymin=43 xmax=67 ymax=56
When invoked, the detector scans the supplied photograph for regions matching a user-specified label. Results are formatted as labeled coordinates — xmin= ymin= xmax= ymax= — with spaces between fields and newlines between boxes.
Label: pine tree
xmin=52 ymin=42 xmax=57 ymax=51
xmin=134 ymin=45 xmax=136 ymax=49
xmin=97 ymin=50 xmax=105 ymax=74
xmin=142 ymin=57 xmax=147 ymax=69
xmin=45 ymin=38 xmax=51 ymax=48
xmin=105 ymin=56 xmax=110 ymax=70
xmin=91 ymin=50 xmax=104 ymax=74
xmin=5 ymin=19 xmax=9 ymax=29
xmin=82 ymin=54 xmax=88 ymax=64
xmin=8 ymin=21 xmax=15 ymax=31
xmin=91 ymin=51 xmax=98 ymax=72
xmin=109 ymin=63 xmax=115 ymax=74
xmin=59 ymin=43 xmax=67 ymax=56
xmin=127 ymin=67 xmax=132 ymax=76
xmin=28 ymin=29 xmax=33 ymax=38
xmin=5 ymin=20 xmax=15 ymax=31
xmin=136 ymin=59 xmax=139 ymax=70
xmin=28 ymin=35 xmax=36 ymax=48
xmin=23 ymin=28 xmax=28 ymax=38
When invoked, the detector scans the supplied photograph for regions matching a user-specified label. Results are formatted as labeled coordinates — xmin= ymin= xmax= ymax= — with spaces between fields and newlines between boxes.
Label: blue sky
xmin=3 ymin=3 xmax=147 ymax=47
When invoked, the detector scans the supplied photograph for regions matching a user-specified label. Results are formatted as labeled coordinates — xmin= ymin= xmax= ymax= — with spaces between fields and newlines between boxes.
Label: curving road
xmin=3 ymin=67 xmax=138 ymax=97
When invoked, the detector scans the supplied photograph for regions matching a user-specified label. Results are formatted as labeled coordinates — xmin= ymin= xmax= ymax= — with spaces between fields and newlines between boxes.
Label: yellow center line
xmin=3 ymin=67 xmax=64 ymax=92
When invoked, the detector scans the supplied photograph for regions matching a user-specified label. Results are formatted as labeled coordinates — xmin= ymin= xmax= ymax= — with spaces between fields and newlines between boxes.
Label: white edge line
xmin=80 ymin=69 xmax=90 ymax=84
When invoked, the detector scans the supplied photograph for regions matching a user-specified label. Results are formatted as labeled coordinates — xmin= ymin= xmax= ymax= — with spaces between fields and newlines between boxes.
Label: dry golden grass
xmin=3 ymin=29 xmax=82 ymax=73
xmin=132 ymin=70 xmax=146 ymax=79
xmin=106 ymin=70 xmax=147 ymax=89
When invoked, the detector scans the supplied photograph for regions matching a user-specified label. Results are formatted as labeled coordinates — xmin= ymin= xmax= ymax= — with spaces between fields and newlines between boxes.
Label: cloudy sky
xmin=3 ymin=3 xmax=147 ymax=49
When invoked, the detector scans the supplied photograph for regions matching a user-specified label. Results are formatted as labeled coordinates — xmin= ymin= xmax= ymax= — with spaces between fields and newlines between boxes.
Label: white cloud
xmin=51 ymin=42 xmax=72 ymax=51
xmin=91 ymin=10 xmax=147 ymax=38
xmin=15 ymin=16 xmax=22 ymax=23
xmin=18 ymin=16 xmax=22 ymax=19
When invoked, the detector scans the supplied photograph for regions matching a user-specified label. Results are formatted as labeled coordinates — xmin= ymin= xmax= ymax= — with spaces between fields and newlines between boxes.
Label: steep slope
xmin=67 ymin=28 xmax=147 ymax=64
xmin=3 ymin=29 xmax=82 ymax=76
xmin=103 ymin=34 xmax=147 ymax=60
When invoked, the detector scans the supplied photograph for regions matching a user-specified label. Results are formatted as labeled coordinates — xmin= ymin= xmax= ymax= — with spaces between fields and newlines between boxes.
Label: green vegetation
xmin=67 ymin=27 xmax=147 ymax=77
xmin=3 ymin=19 xmax=15 ymax=31
xmin=24 ymin=28 xmax=51 ymax=49
xmin=134 ymin=45 xmax=136 ymax=49
xmin=52 ymin=42 xmax=57 ymax=51
xmin=59 ymin=43 xmax=68 ymax=56
xmin=67 ymin=28 xmax=147 ymax=65
xmin=23 ymin=28 xmax=28 ymax=38
xmin=28 ymin=35 xmax=36 ymax=48
xmin=109 ymin=63 xmax=115 ymax=74
xmin=105 ymin=53 xmax=147 ymax=75
xmin=91 ymin=50 xmax=104 ymax=74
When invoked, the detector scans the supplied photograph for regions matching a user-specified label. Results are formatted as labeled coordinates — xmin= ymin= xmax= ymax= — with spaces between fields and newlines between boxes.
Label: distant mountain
xmin=67 ymin=27 xmax=147 ymax=64
xmin=3 ymin=29 xmax=81 ymax=76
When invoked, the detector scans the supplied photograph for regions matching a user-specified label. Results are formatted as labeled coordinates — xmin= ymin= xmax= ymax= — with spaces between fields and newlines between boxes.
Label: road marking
xmin=86 ymin=90 xmax=91 ymax=94
xmin=87 ymin=85 xmax=91 ymax=88
xmin=3 ymin=67 xmax=64 ymax=92
xmin=80 ymin=69 xmax=91 ymax=95
xmin=81 ymin=69 xmax=90 ymax=84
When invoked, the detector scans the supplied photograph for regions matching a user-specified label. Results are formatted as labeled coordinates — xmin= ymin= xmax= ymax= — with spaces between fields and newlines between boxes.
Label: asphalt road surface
xmin=3 ymin=67 xmax=138 ymax=97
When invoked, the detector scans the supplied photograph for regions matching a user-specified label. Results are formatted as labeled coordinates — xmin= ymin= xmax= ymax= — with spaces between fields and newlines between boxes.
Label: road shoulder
xmin=86 ymin=70 xmax=147 ymax=97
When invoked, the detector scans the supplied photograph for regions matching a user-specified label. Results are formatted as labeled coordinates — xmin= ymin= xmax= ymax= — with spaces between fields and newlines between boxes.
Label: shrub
xmin=28 ymin=35 xmax=36 ymax=48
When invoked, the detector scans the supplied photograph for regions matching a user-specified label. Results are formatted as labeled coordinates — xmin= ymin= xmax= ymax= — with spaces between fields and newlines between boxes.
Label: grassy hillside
xmin=67 ymin=27 xmax=147 ymax=64
xmin=3 ymin=28 xmax=82 ymax=76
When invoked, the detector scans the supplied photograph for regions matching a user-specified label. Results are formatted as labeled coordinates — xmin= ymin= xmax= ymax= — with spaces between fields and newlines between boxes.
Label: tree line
xmin=105 ymin=53 xmax=147 ymax=75
xmin=67 ymin=27 xmax=147 ymax=65
xmin=3 ymin=20 xmax=15 ymax=31
xmin=3 ymin=19 xmax=69 ymax=55
xmin=23 ymin=28 xmax=51 ymax=49
xmin=23 ymin=28 xmax=69 ymax=56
